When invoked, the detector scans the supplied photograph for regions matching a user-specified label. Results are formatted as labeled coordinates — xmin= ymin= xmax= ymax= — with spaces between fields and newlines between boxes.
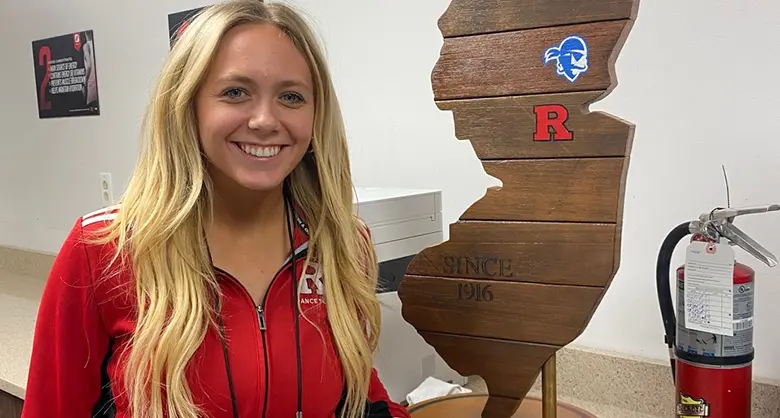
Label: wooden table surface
xmin=408 ymin=393 xmax=597 ymax=418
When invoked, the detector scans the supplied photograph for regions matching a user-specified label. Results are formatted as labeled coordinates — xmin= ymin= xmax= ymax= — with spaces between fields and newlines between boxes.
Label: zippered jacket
xmin=21 ymin=205 xmax=411 ymax=418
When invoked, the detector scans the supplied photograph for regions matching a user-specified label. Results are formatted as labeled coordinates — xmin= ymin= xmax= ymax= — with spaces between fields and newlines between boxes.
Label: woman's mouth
xmin=235 ymin=142 xmax=282 ymax=159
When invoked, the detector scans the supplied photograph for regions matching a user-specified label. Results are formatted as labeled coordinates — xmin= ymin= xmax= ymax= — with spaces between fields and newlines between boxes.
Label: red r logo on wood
xmin=534 ymin=104 xmax=573 ymax=141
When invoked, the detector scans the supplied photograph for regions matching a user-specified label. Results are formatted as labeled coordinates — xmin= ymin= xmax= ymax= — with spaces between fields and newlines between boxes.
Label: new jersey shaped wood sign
xmin=397 ymin=1 xmax=640 ymax=416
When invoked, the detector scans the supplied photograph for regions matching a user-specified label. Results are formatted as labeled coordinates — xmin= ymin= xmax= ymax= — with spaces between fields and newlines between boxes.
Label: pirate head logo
xmin=544 ymin=35 xmax=589 ymax=83
xmin=676 ymin=393 xmax=710 ymax=417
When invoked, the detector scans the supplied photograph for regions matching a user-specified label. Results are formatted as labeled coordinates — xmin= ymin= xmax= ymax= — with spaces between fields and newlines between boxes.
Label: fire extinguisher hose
xmin=656 ymin=221 xmax=693 ymax=381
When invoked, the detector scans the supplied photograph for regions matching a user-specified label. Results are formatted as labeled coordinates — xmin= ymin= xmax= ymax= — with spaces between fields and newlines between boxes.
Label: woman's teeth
xmin=238 ymin=144 xmax=281 ymax=158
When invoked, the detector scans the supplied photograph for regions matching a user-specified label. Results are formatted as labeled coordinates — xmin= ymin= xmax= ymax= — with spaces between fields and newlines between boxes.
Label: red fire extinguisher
xmin=656 ymin=205 xmax=779 ymax=418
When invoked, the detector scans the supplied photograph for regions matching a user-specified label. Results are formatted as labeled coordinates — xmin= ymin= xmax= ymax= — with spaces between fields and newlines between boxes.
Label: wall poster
xmin=168 ymin=7 xmax=208 ymax=49
xmin=31 ymin=30 xmax=100 ymax=119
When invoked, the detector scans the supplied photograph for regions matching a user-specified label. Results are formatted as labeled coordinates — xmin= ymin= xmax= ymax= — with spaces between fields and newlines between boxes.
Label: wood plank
xmin=431 ymin=20 xmax=631 ymax=100
xmin=438 ymin=91 xmax=634 ymax=159
xmin=406 ymin=221 xmax=617 ymax=287
xmin=462 ymin=158 xmax=626 ymax=223
xmin=438 ymin=0 xmax=638 ymax=38
xmin=399 ymin=276 xmax=603 ymax=345
xmin=418 ymin=332 xmax=556 ymax=403
xmin=0 ymin=390 xmax=23 ymax=418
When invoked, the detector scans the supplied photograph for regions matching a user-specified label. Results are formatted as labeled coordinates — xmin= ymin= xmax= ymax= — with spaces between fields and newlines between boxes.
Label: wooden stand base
xmin=408 ymin=393 xmax=596 ymax=418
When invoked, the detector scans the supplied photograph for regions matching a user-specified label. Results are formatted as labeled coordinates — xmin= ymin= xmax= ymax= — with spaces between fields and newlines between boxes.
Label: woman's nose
xmin=247 ymin=99 xmax=281 ymax=133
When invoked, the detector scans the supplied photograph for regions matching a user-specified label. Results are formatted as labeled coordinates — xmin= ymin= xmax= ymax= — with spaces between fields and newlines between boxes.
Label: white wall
xmin=3 ymin=0 xmax=780 ymax=398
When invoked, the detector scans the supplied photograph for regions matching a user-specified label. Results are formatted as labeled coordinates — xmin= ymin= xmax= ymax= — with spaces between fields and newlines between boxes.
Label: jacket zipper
xmin=258 ymin=244 xmax=307 ymax=418
xmin=214 ymin=245 xmax=308 ymax=418
xmin=257 ymin=307 xmax=267 ymax=330
xmin=257 ymin=305 xmax=270 ymax=418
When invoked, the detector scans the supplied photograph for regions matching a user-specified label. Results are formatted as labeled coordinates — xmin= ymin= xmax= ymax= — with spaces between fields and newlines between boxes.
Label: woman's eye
xmin=222 ymin=88 xmax=246 ymax=100
xmin=281 ymin=92 xmax=304 ymax=105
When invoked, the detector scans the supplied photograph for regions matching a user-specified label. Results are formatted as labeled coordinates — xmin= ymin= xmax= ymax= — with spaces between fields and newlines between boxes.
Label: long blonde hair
xmin=91 ymin=2 xmax=380 ymax=418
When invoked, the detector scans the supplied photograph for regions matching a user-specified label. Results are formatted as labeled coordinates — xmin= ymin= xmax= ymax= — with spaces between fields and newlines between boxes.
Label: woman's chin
xmin=208 ymin=163 xmax=290 ymax=195
xmin=233 ymin=174 xmax=286 ymax=193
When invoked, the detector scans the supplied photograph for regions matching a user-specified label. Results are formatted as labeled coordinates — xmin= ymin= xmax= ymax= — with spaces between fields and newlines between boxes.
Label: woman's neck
xmin=208 ymin=174 xmax=288 ymax=237
xmin=204 ymin=174 xmax=294 ymax=301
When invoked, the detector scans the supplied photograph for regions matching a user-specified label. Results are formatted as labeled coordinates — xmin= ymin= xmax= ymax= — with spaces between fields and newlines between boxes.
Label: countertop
xmin=0 ymin=271 xmax=45 ymax=399
xmin=464 ymin=377 xmax=665 ymax=418
xmin=527 ymin=391 xmax=664 ymax=418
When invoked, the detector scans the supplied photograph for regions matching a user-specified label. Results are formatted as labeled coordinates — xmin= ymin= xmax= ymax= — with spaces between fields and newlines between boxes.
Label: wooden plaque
xmin=397 ymin=1 xmax=640 ymax=417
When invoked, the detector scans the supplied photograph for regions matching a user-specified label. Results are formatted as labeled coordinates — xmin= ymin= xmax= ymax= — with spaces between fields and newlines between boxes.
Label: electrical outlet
xmin=100 ymin=173 xmax=114 ymax=206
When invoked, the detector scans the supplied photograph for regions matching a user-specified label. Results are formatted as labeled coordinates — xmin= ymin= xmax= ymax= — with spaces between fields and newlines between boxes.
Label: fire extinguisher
xmin=656 ymin=204 xmax=780 ymax=418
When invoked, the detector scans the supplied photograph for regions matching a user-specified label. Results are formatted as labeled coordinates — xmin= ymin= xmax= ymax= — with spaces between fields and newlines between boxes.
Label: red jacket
xmin=22 ymin=205 xmax=410 ymax=418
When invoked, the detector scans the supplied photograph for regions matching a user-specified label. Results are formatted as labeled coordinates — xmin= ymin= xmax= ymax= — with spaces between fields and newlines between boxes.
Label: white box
xmin=353 ymin=187 xmax=443 ymax=263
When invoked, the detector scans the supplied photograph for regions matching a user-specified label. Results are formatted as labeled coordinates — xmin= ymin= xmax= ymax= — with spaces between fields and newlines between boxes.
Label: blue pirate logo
xmin=543 ymin=35 xmax=589 ymax=83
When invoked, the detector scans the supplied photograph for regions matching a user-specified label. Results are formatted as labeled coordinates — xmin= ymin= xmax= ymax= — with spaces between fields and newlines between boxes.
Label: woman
xmin=22 ymin=2 xmax=410 ymax=418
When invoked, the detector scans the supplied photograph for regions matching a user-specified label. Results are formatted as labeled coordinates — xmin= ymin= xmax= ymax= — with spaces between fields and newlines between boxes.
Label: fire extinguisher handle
xmin=720 ymin=222 xmax=778 ymax=267
xmin=706 ymin=204 xmax=780 ymax=221
xmin=690 ymin=204 xmax=780 ymax=267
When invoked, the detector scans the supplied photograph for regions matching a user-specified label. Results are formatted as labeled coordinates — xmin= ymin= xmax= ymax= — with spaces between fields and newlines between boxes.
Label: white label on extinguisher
xmin=684 ymin=241 xmax=735 ymax=336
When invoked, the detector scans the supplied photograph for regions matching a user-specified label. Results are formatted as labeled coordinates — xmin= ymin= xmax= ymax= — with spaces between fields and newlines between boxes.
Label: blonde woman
xmin=22 ymin=2 xmax=410 ymax=418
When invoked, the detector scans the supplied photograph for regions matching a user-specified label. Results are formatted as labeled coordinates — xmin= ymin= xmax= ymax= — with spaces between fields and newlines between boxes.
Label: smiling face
xmin=195 ymin=22 xmax=315 ymax=194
